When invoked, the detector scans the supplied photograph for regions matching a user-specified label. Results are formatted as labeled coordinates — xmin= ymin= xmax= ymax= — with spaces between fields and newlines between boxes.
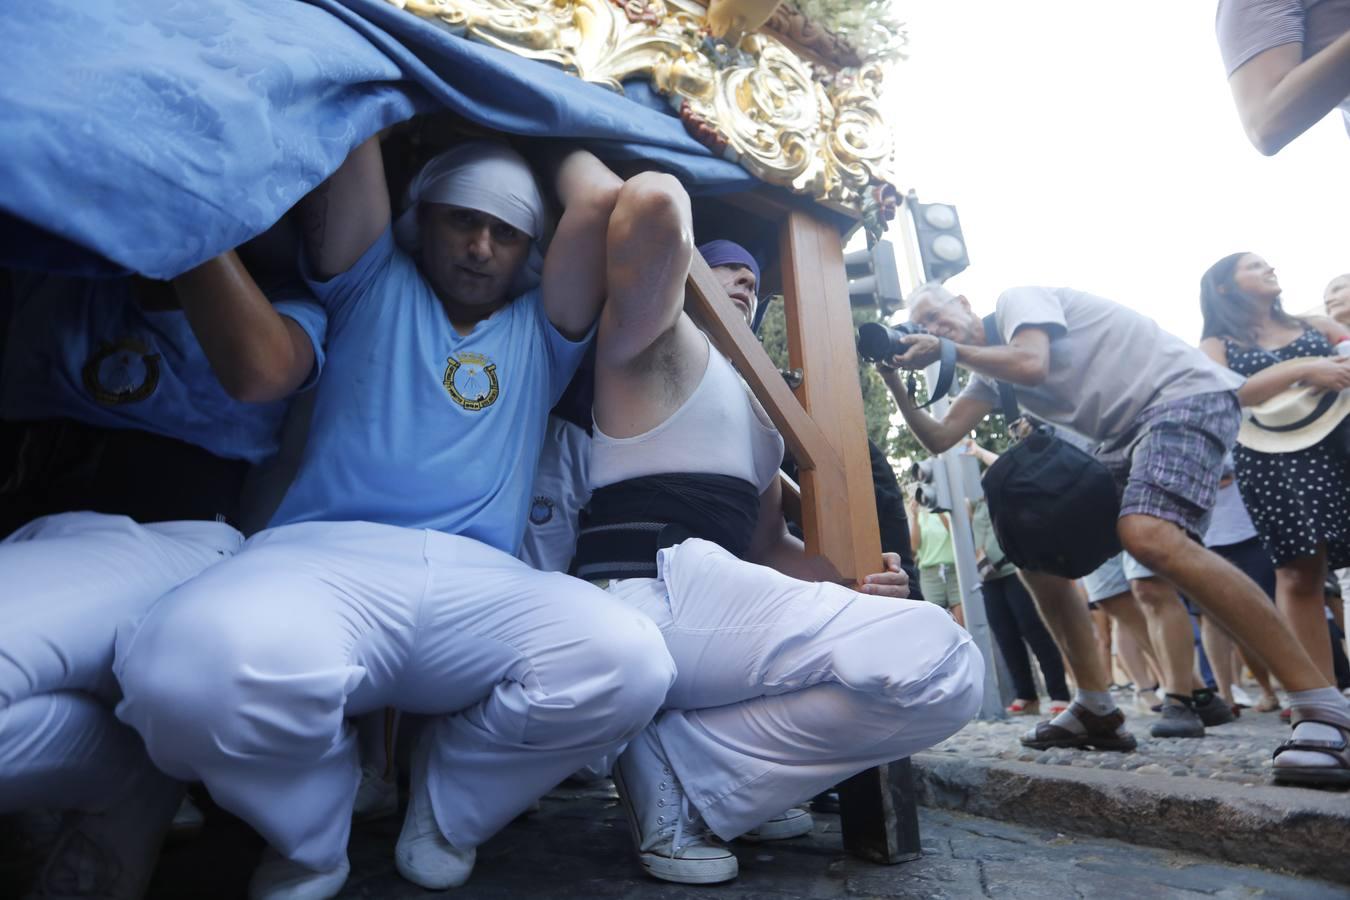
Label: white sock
xmin=1074 ymin=689 xmax=1116 ymax=716
xmin=1276 ymin=688 xmax=1349 ymax=770
xmin=1044 ymin=690 xmax=1117 ymax=735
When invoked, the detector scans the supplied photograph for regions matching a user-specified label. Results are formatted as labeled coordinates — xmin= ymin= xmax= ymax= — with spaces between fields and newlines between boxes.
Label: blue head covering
xmin=697 ymin=239 xmax=760 ymax=288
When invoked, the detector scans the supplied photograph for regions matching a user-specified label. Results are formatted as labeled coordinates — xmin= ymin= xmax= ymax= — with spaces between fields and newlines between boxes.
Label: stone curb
xmin=911 ymin=752 xmax=1350 ymax=884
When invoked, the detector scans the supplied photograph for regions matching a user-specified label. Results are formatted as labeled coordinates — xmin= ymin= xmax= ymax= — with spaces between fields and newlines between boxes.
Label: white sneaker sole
xmin=737 ymin=812 xmax=814 ymax=843
xmin=612 ymin=760 xmax=738 ymax=885
xmin=639 ymin=851 xmax=739 ymax=884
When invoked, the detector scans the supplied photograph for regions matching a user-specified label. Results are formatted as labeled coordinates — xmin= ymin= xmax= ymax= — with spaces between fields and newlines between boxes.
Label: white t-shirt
xmin=959 ymin=287 xmax=1244 ymax=441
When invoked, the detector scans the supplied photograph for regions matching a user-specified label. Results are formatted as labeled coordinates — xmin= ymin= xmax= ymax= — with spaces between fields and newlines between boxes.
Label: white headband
xmin=394 ymin=141 xmax=544 ymax=243
xmin=393 ymin=141 xmax=547 ymax=293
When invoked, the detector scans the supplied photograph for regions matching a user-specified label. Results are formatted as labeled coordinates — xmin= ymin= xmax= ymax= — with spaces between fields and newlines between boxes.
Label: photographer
xmin=875 ymin=282 xmax=1350 ymax=786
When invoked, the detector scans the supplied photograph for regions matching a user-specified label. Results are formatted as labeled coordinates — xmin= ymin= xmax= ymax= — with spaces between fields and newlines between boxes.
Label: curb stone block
xmin=911 ymin=753 xmax=1350 ymax=884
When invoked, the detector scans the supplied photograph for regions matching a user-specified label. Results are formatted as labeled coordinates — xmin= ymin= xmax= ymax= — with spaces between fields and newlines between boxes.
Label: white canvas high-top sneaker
xmin=611 ymin=728 xmax=738 ymax=885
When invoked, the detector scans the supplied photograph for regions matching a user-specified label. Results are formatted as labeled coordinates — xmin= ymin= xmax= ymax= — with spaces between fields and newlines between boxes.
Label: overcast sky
xmin=884 ymin=1 xmax=1346 ymax=340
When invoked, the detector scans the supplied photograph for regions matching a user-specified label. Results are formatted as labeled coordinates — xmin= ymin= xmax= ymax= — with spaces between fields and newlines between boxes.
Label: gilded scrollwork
xmin=387 ymin=0 xmax=896 ymax=215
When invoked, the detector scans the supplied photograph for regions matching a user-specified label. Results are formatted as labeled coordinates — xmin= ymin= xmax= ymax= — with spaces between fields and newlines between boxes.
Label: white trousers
xmin=607 ymin=539 xmax=983 ymax=839
xmin=0 ymin=512 xmax=242 ymax=813
xmin=113 ymin=520 xmax=676 ymax=871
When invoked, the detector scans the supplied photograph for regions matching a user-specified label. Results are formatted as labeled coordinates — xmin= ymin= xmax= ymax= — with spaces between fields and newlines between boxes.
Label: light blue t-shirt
xmin=1 ymin=273 xmax=327 ymax=464
xmin=276 ymin=228 xmax=590 ymax=552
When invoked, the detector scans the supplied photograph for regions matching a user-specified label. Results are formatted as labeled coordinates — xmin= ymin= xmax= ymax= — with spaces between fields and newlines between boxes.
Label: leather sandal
xmin=1020 ymin=702 xmax=1137 ymax=752
xmin=1272 ymin=708 xmax=1350 ymax=787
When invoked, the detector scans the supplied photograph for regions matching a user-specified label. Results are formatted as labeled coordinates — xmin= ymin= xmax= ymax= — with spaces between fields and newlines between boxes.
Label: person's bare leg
xmin=1121 ymin=515 xmax=1349 ymax=776
xmin=1113 ymin=617 xmax=1156 ymax=694
xmin=1098 ymin=592 xmax=1162 ymax=688
xmin=1129 ymin=576 xmax=1196 ymax=699
xmin=1200 ymin=617 xmax=1238 ymax=705
xmin=1090 ymin=605 xmax=1112 ymax=680
xmin=1017 ymin=571 xmax=1134 ymax=750
xmin=1018 ymin=571 xmax=1111 ymax=693
xmin=1240 ymin=647 xmax=1280 ymax=709
xmin=950 ymin=603 xmax=965 ymax=628
xmin=1274 ymin=550 xmax=1334 ymax=683
xmin=1120 ymin=516 xmax=1327 ymax=692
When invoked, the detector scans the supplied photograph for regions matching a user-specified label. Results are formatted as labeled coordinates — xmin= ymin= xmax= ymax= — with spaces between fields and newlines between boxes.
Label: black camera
xmin=857 ymin=321 xmax=926 ymax=363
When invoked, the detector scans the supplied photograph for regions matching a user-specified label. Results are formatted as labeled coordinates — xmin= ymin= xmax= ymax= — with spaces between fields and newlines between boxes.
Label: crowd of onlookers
xmin=897 ymin=263 xmax=1350 ymax=742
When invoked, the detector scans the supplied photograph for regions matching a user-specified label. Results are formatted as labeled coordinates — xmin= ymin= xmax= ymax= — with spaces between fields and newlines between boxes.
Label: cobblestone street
xmin=134 ymin=785 xmax=1346 ymax=899
xmin=6 ymin=775 xmax=1343 ymax=899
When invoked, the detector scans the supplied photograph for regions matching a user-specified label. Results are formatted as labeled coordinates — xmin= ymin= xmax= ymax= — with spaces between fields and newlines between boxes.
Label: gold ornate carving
xmin=388 ymin=0 xmax=895 ymax=215
xmin=763 ymin=1 xmax=862 ymax=69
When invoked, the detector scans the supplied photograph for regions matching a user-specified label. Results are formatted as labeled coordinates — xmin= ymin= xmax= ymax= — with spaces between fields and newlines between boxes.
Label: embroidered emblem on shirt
xmin=82 ymin=337 xmax=160 ymax=405
xmin=529 ymin=495 xmax=555 ymax=525
xmin=442 ymin=351 xmax=500 ymax=411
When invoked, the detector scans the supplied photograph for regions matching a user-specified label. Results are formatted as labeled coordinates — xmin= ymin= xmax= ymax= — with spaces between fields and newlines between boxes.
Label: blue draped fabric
xmin=0 ymin=0 xmax=754 ymax=279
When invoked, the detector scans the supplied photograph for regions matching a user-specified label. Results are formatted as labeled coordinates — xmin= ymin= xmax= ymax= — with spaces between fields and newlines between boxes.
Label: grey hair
xmin=908 ymin=280 xmax=956 ymax=309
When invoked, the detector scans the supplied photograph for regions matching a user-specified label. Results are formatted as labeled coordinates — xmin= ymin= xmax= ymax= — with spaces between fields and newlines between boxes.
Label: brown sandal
xmin=1020 ymin=702 xmax=1137 ymax=753
xmin=1272 ymin=708 xmax=1350 ymax=787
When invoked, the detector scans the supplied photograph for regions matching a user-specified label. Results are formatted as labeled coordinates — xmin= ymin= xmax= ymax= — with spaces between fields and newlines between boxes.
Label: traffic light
xmin=845 ymin=240 xmax=903 ymax=314
xmin=909 ymin=456 xmax=953 ymax=513
xmin=909 ymin=192 xmax=970 ymax=284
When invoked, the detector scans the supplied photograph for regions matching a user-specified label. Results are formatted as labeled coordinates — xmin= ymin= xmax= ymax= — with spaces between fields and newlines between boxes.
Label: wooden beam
xmin=837 ymin=761 xmax=923 ymax=864
xmin=777 ymin=209 xmax=883 ymax=582
xmin=684 ymin=253 xmax=836 ymax=475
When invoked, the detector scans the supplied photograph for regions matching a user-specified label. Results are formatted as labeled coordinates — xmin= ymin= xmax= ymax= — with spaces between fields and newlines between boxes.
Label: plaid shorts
xmin=1094 ymin=391 xmax=1240 ymax=539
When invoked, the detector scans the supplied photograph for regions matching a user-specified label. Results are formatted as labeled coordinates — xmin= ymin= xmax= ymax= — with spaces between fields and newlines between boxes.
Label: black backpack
xmin=979 ymin=315 xmax=1122 ymax=579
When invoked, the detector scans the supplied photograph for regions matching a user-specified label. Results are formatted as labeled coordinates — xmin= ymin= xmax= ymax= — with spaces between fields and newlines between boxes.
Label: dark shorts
xmin=1094 ymin=391 xmax=1241 ymax=539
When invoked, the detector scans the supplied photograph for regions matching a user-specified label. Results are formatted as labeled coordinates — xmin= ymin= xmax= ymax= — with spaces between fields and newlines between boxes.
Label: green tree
xmin=757 ymin=298 xmax=896 ymax=449
xmin=757 ymin=299 xmax=1011 ymax=471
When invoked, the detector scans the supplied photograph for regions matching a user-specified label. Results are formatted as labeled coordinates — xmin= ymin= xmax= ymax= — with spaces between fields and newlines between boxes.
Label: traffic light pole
xmin=923 ymin=362 xmax=1006 ymax=722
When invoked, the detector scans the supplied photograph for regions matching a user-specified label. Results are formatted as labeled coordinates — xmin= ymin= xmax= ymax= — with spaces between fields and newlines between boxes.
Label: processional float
xmin=0 ymin=0 xmax=917 ymax=865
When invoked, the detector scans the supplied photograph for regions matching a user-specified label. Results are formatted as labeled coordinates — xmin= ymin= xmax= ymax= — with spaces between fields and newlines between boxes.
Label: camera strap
xmin=982 ymin=314 xmax=1021 ymax=425
xmin=913 ymin=336 xmax=959 ymax=409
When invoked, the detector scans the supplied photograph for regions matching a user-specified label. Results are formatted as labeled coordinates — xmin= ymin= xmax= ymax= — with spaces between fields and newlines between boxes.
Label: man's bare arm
xmin=890 ymin=326 xmax=1051 ymax=388
xmin=747 ymin=476 xmax=910 ymax=597
xmin=595 ymin=173 xmax=696 ymax=370
xmin=1228 ymin=33 xmax=1350 ymax=156
xmin=173 ymin=251 xmax=315 ymax=403
xmin=540 ymin=150 xmax=623 ymax=340
xmin=880 ymin=370 xmax=993 ymax=455
xmin=297 ymin=136 xmax=391 ymax=280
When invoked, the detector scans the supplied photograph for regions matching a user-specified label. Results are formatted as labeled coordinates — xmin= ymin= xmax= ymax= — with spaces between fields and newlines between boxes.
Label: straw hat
xmin=1236 ymin=357 xmax=1350 ymax=453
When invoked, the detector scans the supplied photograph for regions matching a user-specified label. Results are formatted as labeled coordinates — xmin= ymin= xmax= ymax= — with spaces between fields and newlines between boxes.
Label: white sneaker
xmin=352 ymin=763 xmax=399 ymax=822
xmin=612 ymin=728 xmax=738 ymax=885
xmin=737 ymin=807 xmax=814 ymax=842
xmin=394 ymin=736 xmax=475 ymax=889
xmin=247 ymin=847 xmax=349 ymax=900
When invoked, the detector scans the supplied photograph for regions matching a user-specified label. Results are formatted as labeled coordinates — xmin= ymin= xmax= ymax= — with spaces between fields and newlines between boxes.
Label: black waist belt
xmin=570 ymin=473 xmax=761 ymax=581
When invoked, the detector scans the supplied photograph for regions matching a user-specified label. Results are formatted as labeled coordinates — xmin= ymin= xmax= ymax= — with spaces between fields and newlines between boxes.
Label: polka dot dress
xmin=1225 ymin=327 xmax=1350 ymax=568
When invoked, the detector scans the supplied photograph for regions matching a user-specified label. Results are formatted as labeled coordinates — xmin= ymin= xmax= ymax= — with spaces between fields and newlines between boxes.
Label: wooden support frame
xmin=683 ymin=211 xmax=881 ymax=582
xmin=685 ymin=201 xmax=919 ymax=864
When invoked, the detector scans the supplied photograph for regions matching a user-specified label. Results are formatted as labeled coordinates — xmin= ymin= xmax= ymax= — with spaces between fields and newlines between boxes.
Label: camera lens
xmin=857 ymin=323 xmax=895 ymax=362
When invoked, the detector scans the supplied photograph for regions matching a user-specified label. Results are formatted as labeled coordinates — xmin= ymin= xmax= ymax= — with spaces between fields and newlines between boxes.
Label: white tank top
xmin=590 ymin=335 xmax=785 ymax=494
